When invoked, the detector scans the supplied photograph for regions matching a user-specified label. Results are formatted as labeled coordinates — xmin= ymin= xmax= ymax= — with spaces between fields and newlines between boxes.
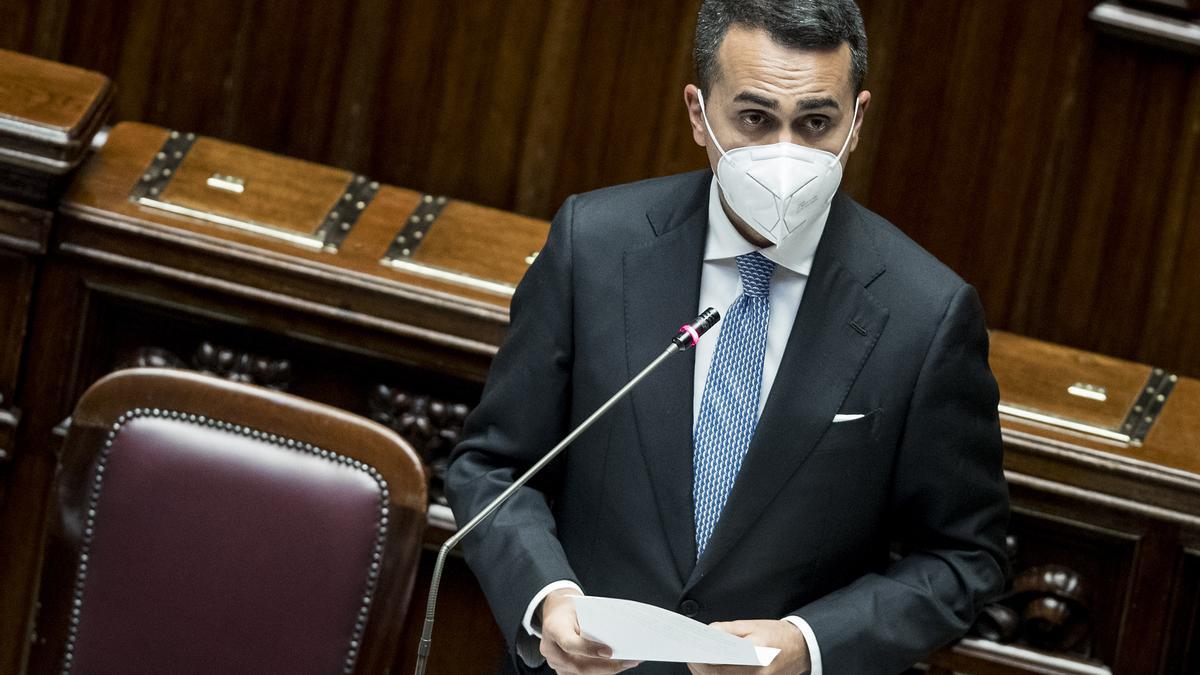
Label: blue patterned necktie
xmin=693 ymin=251 xmax=776 ymax=558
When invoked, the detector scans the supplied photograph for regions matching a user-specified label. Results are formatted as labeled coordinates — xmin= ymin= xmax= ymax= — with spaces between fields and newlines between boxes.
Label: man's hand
xmin=539 ymin=588 xmax=642 ymax=674
xmin=687 ymin=619 xmax=811 ymax=675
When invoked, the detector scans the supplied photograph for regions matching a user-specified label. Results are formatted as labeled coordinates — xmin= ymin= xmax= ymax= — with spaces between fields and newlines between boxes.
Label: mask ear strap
xmin=836 ymin=95 xmax=861 ymax=160
xmin=697 ymin=90 xmax=729 ymax=156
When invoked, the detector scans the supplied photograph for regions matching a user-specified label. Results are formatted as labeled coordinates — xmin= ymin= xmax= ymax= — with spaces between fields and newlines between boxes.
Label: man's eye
xmin=805 ymin=117 xmax=830 ymax=133
xmin=740 ymin=112 xmax=767 ymax=128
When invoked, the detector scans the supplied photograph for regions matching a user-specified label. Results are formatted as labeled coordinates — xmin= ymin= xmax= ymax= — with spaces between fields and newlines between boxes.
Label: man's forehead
xmin=733 ymin=90 xmax=841 ymax=114
xmin=714 ymin=25 xmax=854 ymax=102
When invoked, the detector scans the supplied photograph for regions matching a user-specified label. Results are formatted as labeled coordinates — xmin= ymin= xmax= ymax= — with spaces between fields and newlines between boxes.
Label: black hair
xmin=694 ymin=0 xmax=868 ymax=93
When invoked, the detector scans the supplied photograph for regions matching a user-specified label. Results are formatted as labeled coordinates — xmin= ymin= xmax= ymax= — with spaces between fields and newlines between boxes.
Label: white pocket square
xmin=832 ymin=413 xmax=866 ymax=423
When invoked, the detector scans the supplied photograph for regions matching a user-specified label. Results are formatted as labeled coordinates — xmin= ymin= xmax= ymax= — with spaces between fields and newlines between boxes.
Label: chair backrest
xmin=30 ymin=368 xmax=427 ymax=674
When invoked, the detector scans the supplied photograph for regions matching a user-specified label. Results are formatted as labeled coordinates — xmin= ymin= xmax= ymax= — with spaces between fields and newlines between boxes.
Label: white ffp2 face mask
xmin=698 ymin=90 xmax=860 ymax=245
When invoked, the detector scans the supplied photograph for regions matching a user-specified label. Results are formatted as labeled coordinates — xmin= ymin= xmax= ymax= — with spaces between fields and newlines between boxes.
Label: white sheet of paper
xmin=571 ymin=595 xmax=779 ymax=666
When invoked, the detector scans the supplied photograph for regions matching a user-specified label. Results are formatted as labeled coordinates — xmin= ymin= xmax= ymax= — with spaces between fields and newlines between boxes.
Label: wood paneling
xmin=1164 ymin=548 xmax=1200 ymax=672
xmin=2 ymin=0 xmax=1197 ymax=376
xmin=0 ymin=239 xmax=496 ymax=674
xmin=1005 ymin=510 xmax=1138 ymax=665
xmin=0 ymin=201 xmax=50 ymax=403
xmin=852 ymin=0 xmax=1200 ymax=382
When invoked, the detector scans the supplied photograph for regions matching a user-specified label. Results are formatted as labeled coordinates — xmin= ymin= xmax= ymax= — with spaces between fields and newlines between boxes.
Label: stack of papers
xmin=571 ymin=596 xmax=779 ymax=666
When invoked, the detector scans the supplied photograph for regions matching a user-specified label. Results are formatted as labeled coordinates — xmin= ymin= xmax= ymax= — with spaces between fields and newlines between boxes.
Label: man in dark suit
xmin=446 ymin=1 xmax=1009 ymax=673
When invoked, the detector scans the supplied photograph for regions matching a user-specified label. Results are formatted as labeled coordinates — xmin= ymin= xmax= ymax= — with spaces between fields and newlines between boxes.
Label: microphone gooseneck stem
xmin=413 ymin=343 xmax=683 ymax=675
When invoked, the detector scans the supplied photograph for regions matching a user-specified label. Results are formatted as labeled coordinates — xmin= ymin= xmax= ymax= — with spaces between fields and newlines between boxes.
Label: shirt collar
xmin=703 ymin=177 xmax=830 ymax=276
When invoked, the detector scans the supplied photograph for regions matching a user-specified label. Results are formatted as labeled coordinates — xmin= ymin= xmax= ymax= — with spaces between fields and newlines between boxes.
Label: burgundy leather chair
xmin=29 ymin=368 xmax=427 ymax=674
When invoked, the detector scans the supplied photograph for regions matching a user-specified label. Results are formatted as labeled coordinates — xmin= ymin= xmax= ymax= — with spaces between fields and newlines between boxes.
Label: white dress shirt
xmin=522 ymin=178 xmax=830 ymax=674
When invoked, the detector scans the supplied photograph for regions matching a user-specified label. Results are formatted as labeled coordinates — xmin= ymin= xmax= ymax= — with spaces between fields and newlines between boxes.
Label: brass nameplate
xmin=129 ymin=130 xmax=378 ymax=252
xmin=999 ymin=368 xmax=1178 ymax=446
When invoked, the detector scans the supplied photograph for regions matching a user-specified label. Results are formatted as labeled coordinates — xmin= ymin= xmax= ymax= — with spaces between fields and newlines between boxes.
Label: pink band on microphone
xmin=680 ymin=324 xmax=700 ymax=347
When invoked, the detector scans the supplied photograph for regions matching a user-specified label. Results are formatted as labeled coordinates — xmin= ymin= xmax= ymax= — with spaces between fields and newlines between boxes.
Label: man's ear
xmin=683 ymin=84 xmax=708 ymax=148
xmin=848 ymin=89 xmax=871 ymax=153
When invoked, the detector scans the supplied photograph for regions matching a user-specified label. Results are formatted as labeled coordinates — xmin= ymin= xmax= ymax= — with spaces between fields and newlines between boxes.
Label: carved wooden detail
xmin=115 ymin=347 xmax=186 ymax=371
xmin=367 ymin=384 xmax=471 ymax=503
xmin=192 ymin=342 xmax=293 ymax=389
xmin=1012 ymin=566 xmax=1091 ymax=652
xmin=971 ymin=534 xmax=1096 ymax=659
xmin=116 ymin=343 xmax=292 ymax=390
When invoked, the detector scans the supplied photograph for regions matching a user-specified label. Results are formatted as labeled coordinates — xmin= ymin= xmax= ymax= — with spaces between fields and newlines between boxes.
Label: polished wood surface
xmin=65 ymin=122 xmax=549 ymax=313
xmin=0 ymin=49 xmax=110 ymax=204
xmin=2 ymin=0 xmax=1198 ymax=377
xmin=0 ymin=48 xmax=109 ymax=140
xmin=160 ymin=137 xmax=355 ymax=236
xmin=993 ymin=330 xmax=1200 ymax=519
xmin=990 ymin=330 xmax=1152 ymax=432
xmin=27 ymin=368 xmax=428 ymax=675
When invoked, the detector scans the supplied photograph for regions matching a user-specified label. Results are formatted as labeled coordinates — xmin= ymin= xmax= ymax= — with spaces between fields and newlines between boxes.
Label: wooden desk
xmin=1 ymin=120 xmax=540 ymax=674
xmin=0 ymin=54 xmax=112 ymax=672
xmin=955 ymin=333 xmax=1200 ymax=673
xmin=0 ymin=48 xmax=110 ymax=482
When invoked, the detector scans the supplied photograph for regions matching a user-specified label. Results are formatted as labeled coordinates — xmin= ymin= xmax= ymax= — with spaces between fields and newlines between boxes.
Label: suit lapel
xmin=624 ymin=172 xmax=709 ymax=585
xmin=685 ymin=194 xmax=890 ymax=590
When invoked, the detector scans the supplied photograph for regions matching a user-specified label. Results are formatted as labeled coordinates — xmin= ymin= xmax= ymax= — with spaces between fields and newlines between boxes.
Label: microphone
xmin=672 ymin=307 xmax=720 ymax=351
xmin=413 ymin=309 xmax=720 ymax=675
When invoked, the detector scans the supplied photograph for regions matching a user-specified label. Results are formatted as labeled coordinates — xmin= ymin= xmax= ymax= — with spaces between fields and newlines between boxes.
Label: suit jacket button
xmin=679 ymin=599 xmax=700 ymax=617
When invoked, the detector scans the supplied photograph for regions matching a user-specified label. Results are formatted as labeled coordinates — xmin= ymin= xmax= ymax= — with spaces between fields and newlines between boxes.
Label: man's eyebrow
xmin=796 ymin=96 xmax=840 ymax=112
xmin=732 ymin=91 xmax=779 ymax=110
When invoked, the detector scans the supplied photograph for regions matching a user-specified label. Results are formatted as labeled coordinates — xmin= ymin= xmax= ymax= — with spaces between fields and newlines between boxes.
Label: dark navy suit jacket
xmin=446 ymin=170 xmax=1010 ymax=674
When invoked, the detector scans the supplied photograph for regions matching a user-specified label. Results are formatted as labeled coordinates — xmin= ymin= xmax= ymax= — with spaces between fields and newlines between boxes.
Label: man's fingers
xmin=687 ymin=662 xmax=731 ymax=674
xmin=541 ymin=606 xmax=632 ymax=673
xmin=557 ymin=632 xmax=613 ymax=659
xmin=708 ymin=620 xmax=753 ymax=637
xmin=542 ymin=638 xmax=602 ymax=674
xmin=540 ymin=636 xmax=567 ymax=670
xmin=543 ymin=630 xmax=637 ymax=674
xmin=542 ymin=612 xmax=611 ymax=659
